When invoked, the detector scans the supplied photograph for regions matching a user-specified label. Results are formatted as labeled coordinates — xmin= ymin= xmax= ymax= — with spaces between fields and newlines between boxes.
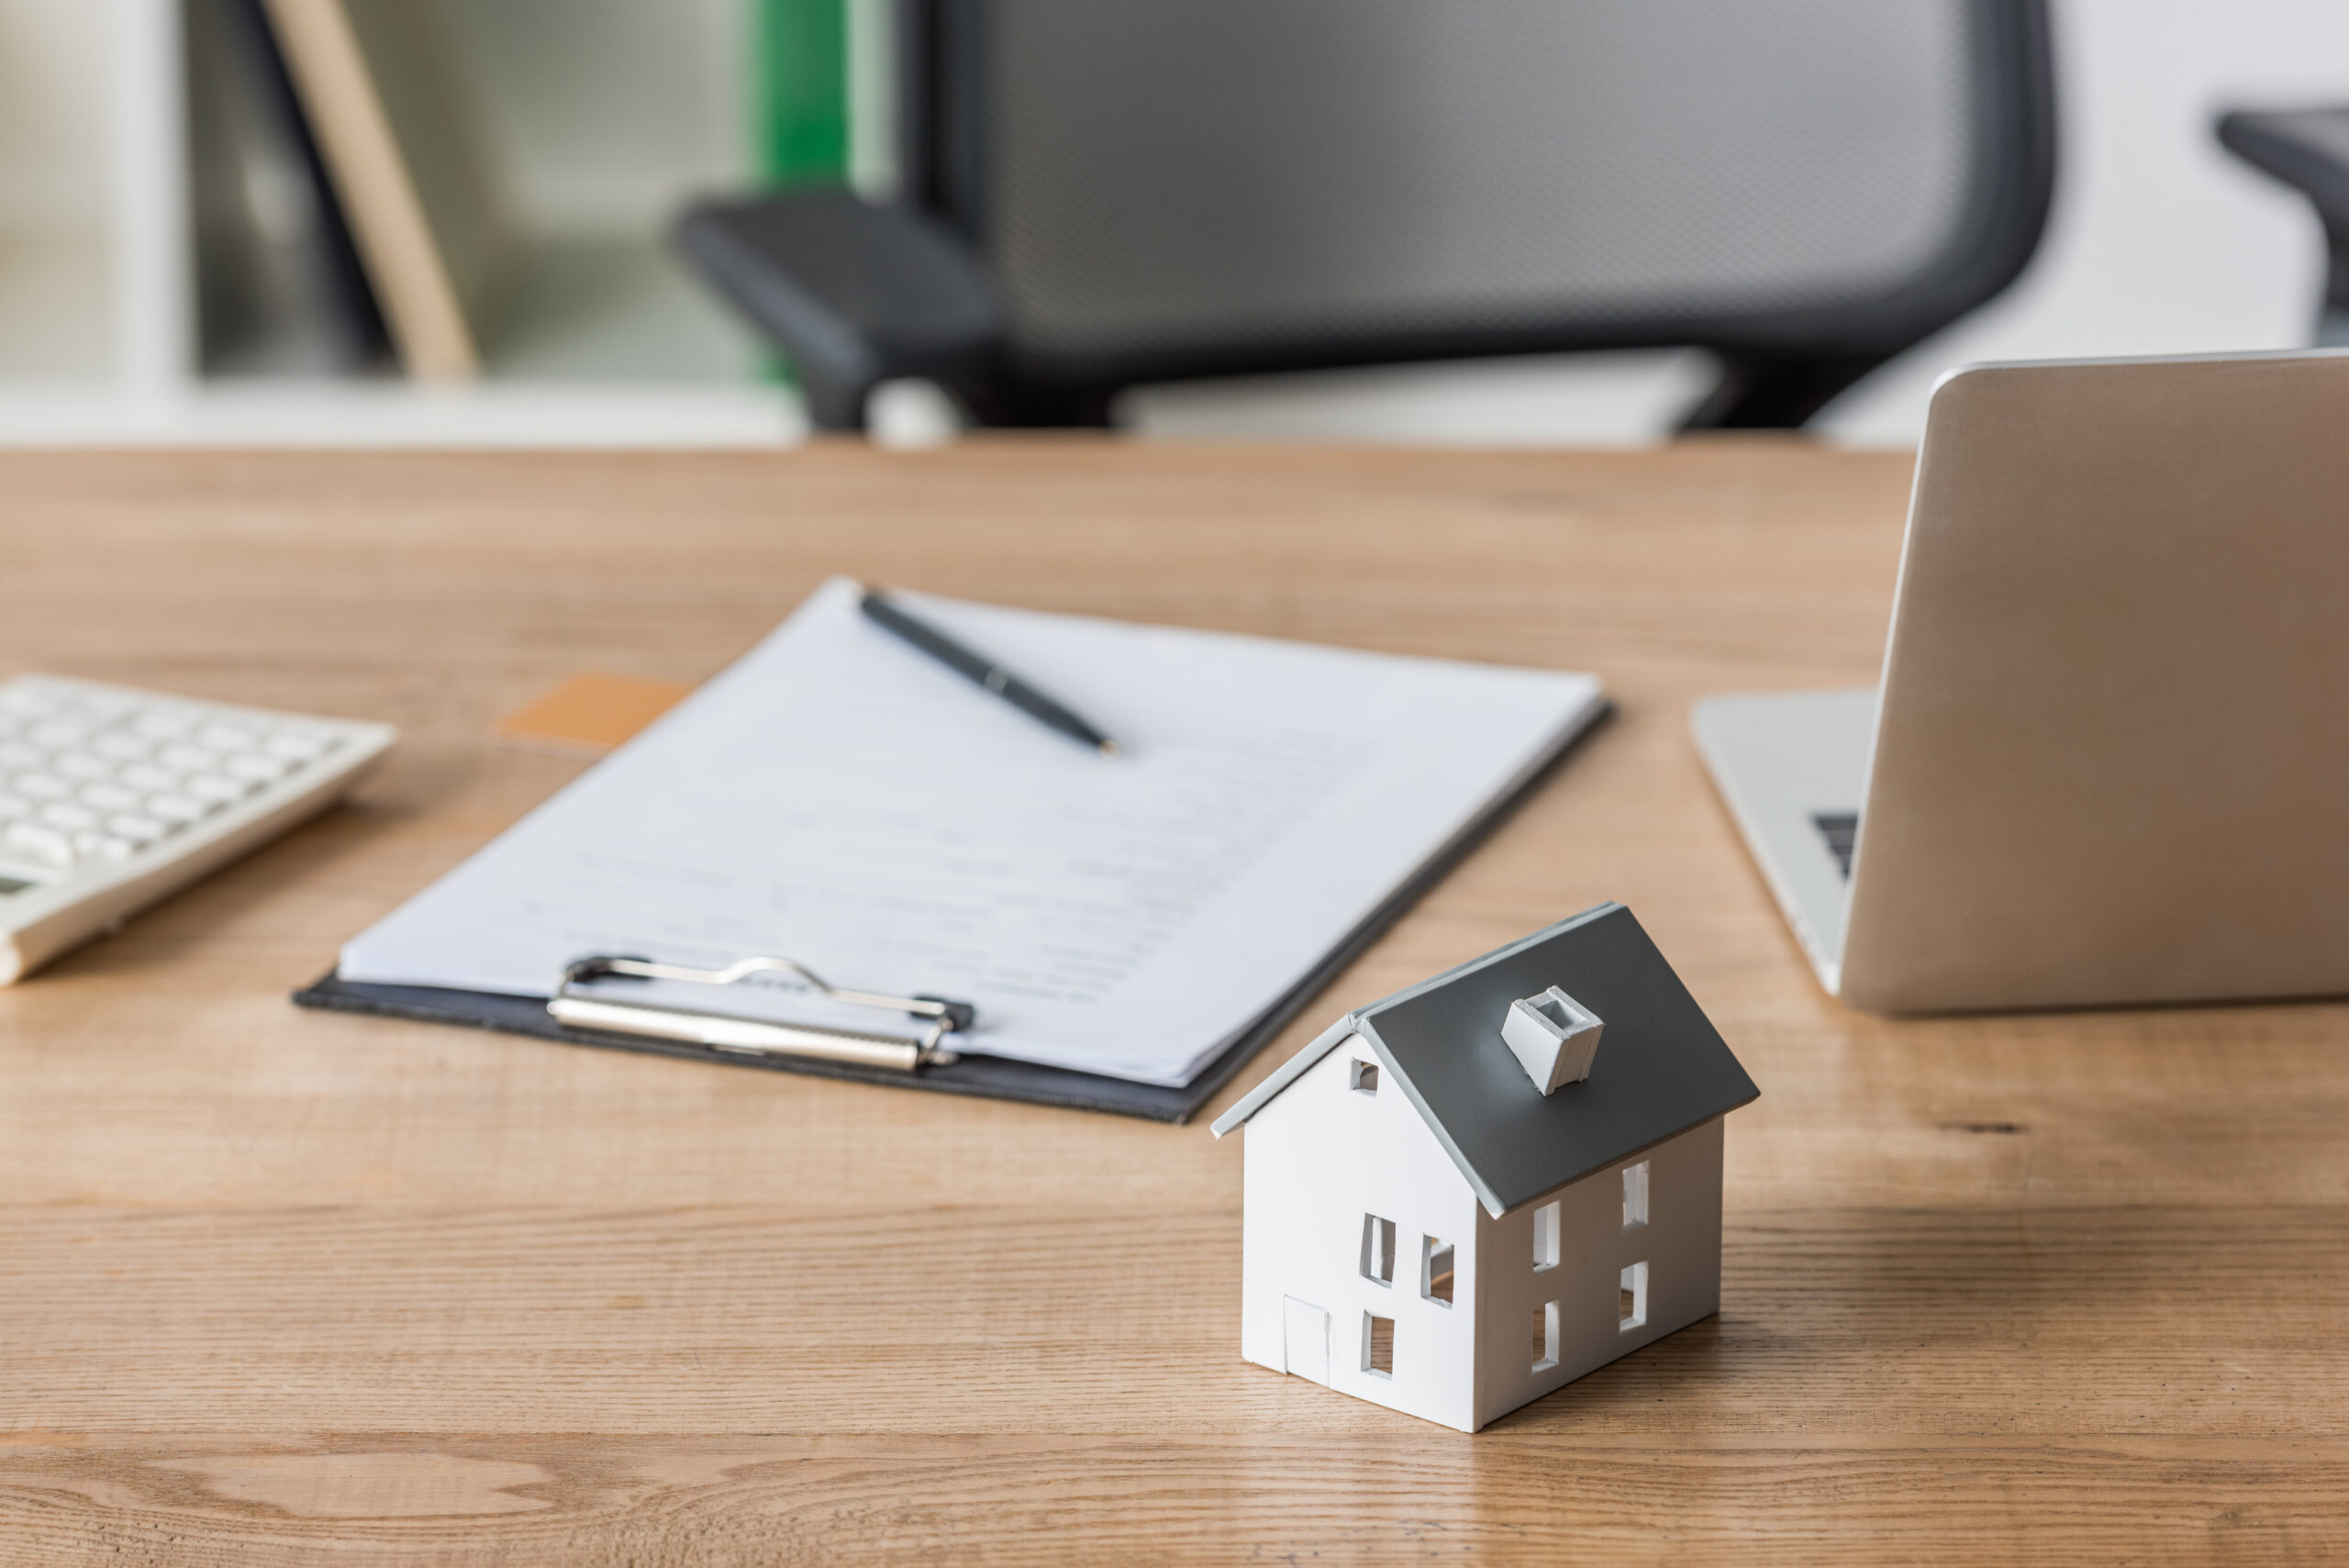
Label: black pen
xmin=858 ymin=585 xmax=1121 ymax=756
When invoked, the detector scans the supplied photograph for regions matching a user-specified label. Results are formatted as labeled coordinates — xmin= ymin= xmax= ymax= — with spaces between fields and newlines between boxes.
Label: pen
xmin=858 ymin=585 xmax=1121 ymax=756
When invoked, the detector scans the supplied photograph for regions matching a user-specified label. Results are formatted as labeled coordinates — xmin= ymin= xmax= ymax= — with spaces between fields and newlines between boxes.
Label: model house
xmin=1211 ymin=902 xmax=1759 ymax=1432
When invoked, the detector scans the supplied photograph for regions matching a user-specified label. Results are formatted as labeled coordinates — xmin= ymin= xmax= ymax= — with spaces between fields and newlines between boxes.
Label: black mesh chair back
xmin=683 ymin=0 xmax=2055 ymax=429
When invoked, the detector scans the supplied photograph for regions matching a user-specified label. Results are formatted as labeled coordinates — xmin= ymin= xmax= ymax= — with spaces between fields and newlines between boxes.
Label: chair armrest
xmin=2218 ymin=107 xmax=2349 ymax=341
xmin=2220 ymin=108 xmax=2349 ymax=220
xmin=674 ymin=189 xmax=1004 ymax=428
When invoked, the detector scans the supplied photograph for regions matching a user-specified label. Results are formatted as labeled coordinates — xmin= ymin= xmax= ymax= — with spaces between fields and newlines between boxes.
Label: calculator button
xmin=197 ymin=723 xmax=260 ymax=752
xmin=0 ymin=742 xmax=42 ymax=769
xmin=184 ymin=774 xmax=254 ymax=804
xmin=74 ymin=831 xmax=135 ymax=861
xmin=145 ymin=794 xmax=214 ymax=824
xmin=224 ymin=752 xmax=293 ymax=783
xmin=136 ymin=708 xmax=198 ymax=738
xmin=79 ymin=783 xmax=139 ymax=812
xmin=53 ymin=753 xmax=110 ymax=781
xmin=28 ymin=719 xmax=93 ymax=749
xmin=3 ymin=822 xmax=73 ymax=864
xmin=15 ymin=773 xmax=71 ymax=800
xmin=117 ymin=763 xmax=177 ymax=792
xmin=39 ymin=803 xmax=99 ymax=831
xmin=0 ymin=794 xmax=28 ymax=819
xmin=265 ymin=732 xmax=331 ymax=762
xmin=0 ymin=687 xmax=61 ymax=717
xmin=158 ymin=744 xmax=221 ymax=774
xmin=92 ymin=733 xmax=149 ymax=761
xmin=106 ymin=814 xmax=171 ymax=844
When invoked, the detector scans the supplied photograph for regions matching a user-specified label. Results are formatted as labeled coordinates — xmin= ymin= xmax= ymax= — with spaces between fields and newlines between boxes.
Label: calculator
xmin=0 ymin=674 xmax=396 ymax=983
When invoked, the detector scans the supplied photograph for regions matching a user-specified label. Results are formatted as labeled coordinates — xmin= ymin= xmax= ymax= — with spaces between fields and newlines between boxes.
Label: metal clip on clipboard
xmin=548 ymin=955 xmax=975 ymax=1073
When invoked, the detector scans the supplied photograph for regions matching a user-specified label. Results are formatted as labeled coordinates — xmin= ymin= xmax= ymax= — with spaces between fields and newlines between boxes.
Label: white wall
xmin=1130 ymin=0 xmax=2349 ymax=449
xmin=1236 ymin=1039 xmax=1486 ymax=1433
xmin=0 ymin=0 xmax=109 ymax=230
xmin=0 ymin=0 xmax=115 ymax=379
xmin=440 ymin=0 xmax=749 ymax=239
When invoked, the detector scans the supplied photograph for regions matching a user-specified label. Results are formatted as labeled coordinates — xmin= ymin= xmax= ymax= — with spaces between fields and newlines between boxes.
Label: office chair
xmin=2218 ymin=107 xmax=2349 ymax=346
xmin=680 ymin=0 xmax=2056 ymax=432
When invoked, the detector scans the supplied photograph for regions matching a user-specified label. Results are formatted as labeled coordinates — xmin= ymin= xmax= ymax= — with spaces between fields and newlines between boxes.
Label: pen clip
xmin=551 ymin=952 xmax=974 ymax=1071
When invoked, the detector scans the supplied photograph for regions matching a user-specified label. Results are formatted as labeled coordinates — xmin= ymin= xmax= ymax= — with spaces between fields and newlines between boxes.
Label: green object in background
xmin=754 ymin=0 xmax=851 ymax=186
xmin=747 ymin=0 xmax=852 ymax=386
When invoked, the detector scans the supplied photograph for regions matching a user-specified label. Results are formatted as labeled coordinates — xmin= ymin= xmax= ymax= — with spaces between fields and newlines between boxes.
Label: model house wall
xmin=1238 ymin=1032 xmax=1486 ymax=1431
xmin=1471 ymin=1117 xmax=1723 ymax=1429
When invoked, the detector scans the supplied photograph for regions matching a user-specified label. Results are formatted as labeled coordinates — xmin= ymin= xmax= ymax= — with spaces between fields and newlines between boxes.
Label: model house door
xmin=1283 ymin=1296 xmax=1330 ymax=1384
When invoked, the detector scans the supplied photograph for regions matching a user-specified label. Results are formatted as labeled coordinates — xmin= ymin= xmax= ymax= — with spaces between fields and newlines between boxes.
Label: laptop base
xmin=1690 ymin=689 xmax=1875 ymax=995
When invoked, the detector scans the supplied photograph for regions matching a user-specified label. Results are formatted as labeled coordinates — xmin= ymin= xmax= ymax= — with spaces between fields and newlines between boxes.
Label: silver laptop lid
xmin=1840 ymin=350 xmax=2349 ymax=1011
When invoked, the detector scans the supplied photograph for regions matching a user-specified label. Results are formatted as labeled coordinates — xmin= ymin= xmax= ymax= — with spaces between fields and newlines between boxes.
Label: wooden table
xmin=3 ymin=443 xmax=2344 ymax=1564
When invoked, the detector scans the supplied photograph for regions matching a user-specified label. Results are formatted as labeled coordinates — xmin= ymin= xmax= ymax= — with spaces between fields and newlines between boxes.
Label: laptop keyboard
xmin=1813 ymin=812 xmax=1860 ymax=880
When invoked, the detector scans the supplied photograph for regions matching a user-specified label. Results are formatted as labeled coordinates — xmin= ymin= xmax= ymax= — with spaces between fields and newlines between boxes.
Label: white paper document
xmin=340 ymin=579 xmax=1605 ymax=1085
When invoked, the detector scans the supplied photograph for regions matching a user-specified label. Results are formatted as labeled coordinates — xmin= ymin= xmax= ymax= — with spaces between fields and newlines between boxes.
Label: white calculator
xmin=0 ymin=674 xmax=396 ymax=983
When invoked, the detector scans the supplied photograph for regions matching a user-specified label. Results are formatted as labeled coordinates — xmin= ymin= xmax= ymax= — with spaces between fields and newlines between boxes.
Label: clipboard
xmin=293 ymin=706 xmax=1609 ymax=1122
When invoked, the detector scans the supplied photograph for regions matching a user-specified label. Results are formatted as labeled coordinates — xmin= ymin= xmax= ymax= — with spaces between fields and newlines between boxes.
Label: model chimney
xmin=1500 ymin=987 xmax=1603 ymax=1095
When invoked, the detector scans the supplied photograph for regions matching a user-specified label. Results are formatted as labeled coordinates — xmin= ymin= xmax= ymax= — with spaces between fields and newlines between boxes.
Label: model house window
xmin=1622 ymin=1161 xmax=1650 ymax=1229
xmin=1421 ymin=1237 xmax=1454 ymax=1306
xmin=1360 ymin=1214 xmax=1396 ymax=1285
xmin=1619 ymin=1261 xmax=1649 ymax=1331
xmin=1349 ymin=1058 xmax=1379 ymax=1094
xmin=1532 ymin=1200 xmax=1560 ymax=1271
xmin=1531 ymin=1300 xmax=1559 ymax=1372
xmin=1363 ymin=1311 xmax=1396 ymax=1376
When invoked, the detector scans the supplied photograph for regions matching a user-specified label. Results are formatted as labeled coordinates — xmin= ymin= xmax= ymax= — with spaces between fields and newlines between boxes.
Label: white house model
xmin=1211 ymin=902 xmax=1759 ymax=1432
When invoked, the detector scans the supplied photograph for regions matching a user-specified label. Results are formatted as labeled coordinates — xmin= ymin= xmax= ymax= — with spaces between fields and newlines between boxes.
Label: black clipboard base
xmin=293 ymin=972 xmax=1253 ymax=1122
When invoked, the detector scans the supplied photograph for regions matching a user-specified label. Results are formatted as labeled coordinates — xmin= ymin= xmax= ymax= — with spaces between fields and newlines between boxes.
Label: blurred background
xmin=0 ymin=0 xmax=2343 ymax=448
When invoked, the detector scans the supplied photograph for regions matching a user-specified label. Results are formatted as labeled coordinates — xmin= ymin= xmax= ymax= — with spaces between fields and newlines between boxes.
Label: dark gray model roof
xmin=1213 ymin=903 xmax=1758 ymax=1217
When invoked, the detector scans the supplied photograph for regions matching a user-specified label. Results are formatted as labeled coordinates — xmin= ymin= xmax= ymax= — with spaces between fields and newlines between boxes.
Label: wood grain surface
xmin=2 ymin=442 xmax=2343 ymax=1565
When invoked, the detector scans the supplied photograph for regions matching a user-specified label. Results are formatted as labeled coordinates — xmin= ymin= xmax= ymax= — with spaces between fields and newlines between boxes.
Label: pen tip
xmin=1098 ymin=739 xmax=1120 ymax=758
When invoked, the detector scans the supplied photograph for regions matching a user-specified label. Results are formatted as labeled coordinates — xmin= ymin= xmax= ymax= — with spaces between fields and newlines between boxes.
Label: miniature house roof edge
xmin=1349 ymin=1015 xmax=1508 ymax=1218
xmin=1353 ymin=902 xmax=1623 ymax=1032
xmin=1209 ymin=1014 xmax=1364 ymax=1138
xmin=1208 ymin=902 xmax=1623 ymax=1152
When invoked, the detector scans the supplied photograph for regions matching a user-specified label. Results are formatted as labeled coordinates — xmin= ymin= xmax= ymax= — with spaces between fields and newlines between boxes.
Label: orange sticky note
xmin=495 ymin=672 xmax=693 ymax=759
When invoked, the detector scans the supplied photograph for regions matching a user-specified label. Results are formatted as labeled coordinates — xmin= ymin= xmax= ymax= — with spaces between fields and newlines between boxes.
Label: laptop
xmin=1694 ymin=350 xmax=2349 ymax=1013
